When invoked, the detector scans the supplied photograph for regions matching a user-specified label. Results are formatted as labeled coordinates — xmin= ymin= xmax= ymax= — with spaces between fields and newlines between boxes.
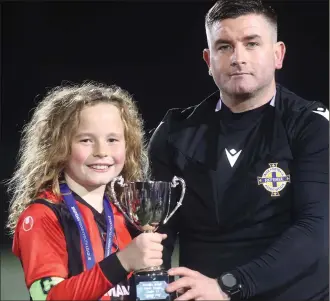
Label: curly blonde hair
xmin=6 ymin=82 xmax=149 ymax=235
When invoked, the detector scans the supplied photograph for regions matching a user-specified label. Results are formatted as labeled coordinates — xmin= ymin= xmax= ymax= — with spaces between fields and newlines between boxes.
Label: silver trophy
xmin=110 ymin=175 xmax=186 ymax=301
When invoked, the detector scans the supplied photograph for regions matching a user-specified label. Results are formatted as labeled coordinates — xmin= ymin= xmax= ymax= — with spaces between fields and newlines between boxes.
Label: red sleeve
xmin=13 ymin=203 xmax=68 ymax=287
xmin=46 ymin=263 xmax=113 ymax=300
xmin=13 ymin=203 xmax=127 ymax=300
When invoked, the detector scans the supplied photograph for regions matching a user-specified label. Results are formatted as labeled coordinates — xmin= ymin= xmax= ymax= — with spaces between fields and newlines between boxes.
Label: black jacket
xmin=148 ymin=84 xmax=329 ymax=301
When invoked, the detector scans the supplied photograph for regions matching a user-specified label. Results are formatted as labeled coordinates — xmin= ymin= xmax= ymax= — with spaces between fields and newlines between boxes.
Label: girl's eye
xmin=108 ymin=138 xmax=118 ymax=143
xmin=80 ymin=139 xmax=92 ymax=143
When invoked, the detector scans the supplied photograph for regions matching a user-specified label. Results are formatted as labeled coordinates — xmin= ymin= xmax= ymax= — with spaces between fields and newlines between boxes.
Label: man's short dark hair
xmin=205 ymin=0 xmax=277 ymax=37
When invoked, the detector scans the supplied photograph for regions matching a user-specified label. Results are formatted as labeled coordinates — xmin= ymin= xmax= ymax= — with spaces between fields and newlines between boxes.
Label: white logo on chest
xmin=225 ymin=148 xmax=242 ymax=167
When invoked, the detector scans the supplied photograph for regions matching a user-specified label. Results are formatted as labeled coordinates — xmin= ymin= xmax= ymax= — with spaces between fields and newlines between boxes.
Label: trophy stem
xmin=135 ymin=265 xmax=163 ymax=274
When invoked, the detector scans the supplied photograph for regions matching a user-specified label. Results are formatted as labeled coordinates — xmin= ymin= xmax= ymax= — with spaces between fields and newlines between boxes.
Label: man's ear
xmin=203 ymin=48 xmax=212 ymax=76
xmin=203 ymin=48 xmax=211 ymax=68
xmin=274 ymin=41 xmax=286 ymax=70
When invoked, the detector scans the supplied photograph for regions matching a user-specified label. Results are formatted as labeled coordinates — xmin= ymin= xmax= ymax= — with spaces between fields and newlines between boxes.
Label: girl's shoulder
xmin=16 ymin=188 xmax=65 ymax=229
xmin=16 ymin=201 xmax=61 ymax=233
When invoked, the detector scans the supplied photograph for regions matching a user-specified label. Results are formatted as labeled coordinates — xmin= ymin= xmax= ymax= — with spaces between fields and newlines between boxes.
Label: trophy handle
xmin=110 ymin=176 xmax=141 ymax=231
xmin=163 ymin=176 xmax=186 ymax=224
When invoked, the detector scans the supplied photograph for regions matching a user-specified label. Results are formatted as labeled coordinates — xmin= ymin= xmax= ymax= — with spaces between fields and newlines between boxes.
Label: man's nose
xmin=230 ymin=45 xmax=247 ymax=66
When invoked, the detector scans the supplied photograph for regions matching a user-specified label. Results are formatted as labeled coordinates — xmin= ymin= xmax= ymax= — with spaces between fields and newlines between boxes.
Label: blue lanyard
xmin=60 ymin=183 xmax=115 ymax=270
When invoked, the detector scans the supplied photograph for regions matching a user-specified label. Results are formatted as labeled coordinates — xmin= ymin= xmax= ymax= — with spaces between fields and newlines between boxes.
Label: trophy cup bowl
xmin=110 ymin=175 xmax=186 ymax=301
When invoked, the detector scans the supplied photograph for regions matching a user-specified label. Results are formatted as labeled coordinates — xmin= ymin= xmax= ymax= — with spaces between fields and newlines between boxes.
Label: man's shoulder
xmin=276 ymin=84 xmax=329 ymax=145
xmin=161 ymin=105 xmax=197 ymax=124
xmin=277 ymin=84 xmax=328 ymax=119
xmin=160 ymin=91 xmax=218 ymax=128
xmin=148 ymin=105 xmax=195 ymax=148
xmin=148 ymin=93 xmax=216 ymax=150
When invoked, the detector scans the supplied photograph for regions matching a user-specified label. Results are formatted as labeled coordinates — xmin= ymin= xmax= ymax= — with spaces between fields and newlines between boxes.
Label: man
xmin=148 ymin=0 xmax=329 ymax=300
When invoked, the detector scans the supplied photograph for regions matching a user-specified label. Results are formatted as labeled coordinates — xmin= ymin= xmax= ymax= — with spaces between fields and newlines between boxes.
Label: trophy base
xmin=129 ymin=269 xmax=175 ymax=301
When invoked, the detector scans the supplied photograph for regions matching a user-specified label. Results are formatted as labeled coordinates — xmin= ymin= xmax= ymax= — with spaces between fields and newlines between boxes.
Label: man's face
xmin=203 ymin=14 xmax=285 ymax=97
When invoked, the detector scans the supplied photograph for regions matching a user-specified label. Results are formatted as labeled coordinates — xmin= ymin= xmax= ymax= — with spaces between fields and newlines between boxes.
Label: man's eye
xmin=247 ymin=42 xmax=259 ymax=47
xmin=219 ymin=45 xmax=231 ymax=51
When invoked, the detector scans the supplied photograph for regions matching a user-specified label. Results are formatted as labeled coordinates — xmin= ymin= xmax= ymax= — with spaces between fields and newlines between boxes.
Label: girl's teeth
xmin=89 ymin=165 xmax=109 ymax=170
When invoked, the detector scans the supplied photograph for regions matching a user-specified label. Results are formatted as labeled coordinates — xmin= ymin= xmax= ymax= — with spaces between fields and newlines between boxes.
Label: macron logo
xmin=225 ymin=148 xmax=242 ymax=167
xmin=312 ymin=107 xmax=329 ymax=121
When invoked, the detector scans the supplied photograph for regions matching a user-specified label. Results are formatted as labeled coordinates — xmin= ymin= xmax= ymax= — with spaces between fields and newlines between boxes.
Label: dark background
xmin=1 ymin=1 xmax=329 ymax=247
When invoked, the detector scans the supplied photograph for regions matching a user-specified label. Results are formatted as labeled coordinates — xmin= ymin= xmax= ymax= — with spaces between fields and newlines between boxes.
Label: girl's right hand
xmin=116 ymin=232 xmax=167 ymax=272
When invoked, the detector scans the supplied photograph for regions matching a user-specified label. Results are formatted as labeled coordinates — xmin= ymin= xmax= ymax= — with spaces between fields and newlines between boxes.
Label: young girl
xmin=6 ymin=82 xmax=166 ymax=300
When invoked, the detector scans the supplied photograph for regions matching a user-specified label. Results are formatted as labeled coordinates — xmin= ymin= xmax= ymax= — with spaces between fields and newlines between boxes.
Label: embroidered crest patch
xmin=257 ymin=163 xmax=290 ymax=196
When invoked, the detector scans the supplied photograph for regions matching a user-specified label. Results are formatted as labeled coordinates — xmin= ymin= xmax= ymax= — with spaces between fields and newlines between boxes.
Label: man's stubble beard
xmin=218 ymin=76 xmax=272 ymax=103
xmin=220 ymin=82 xmax=257 ymax=102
